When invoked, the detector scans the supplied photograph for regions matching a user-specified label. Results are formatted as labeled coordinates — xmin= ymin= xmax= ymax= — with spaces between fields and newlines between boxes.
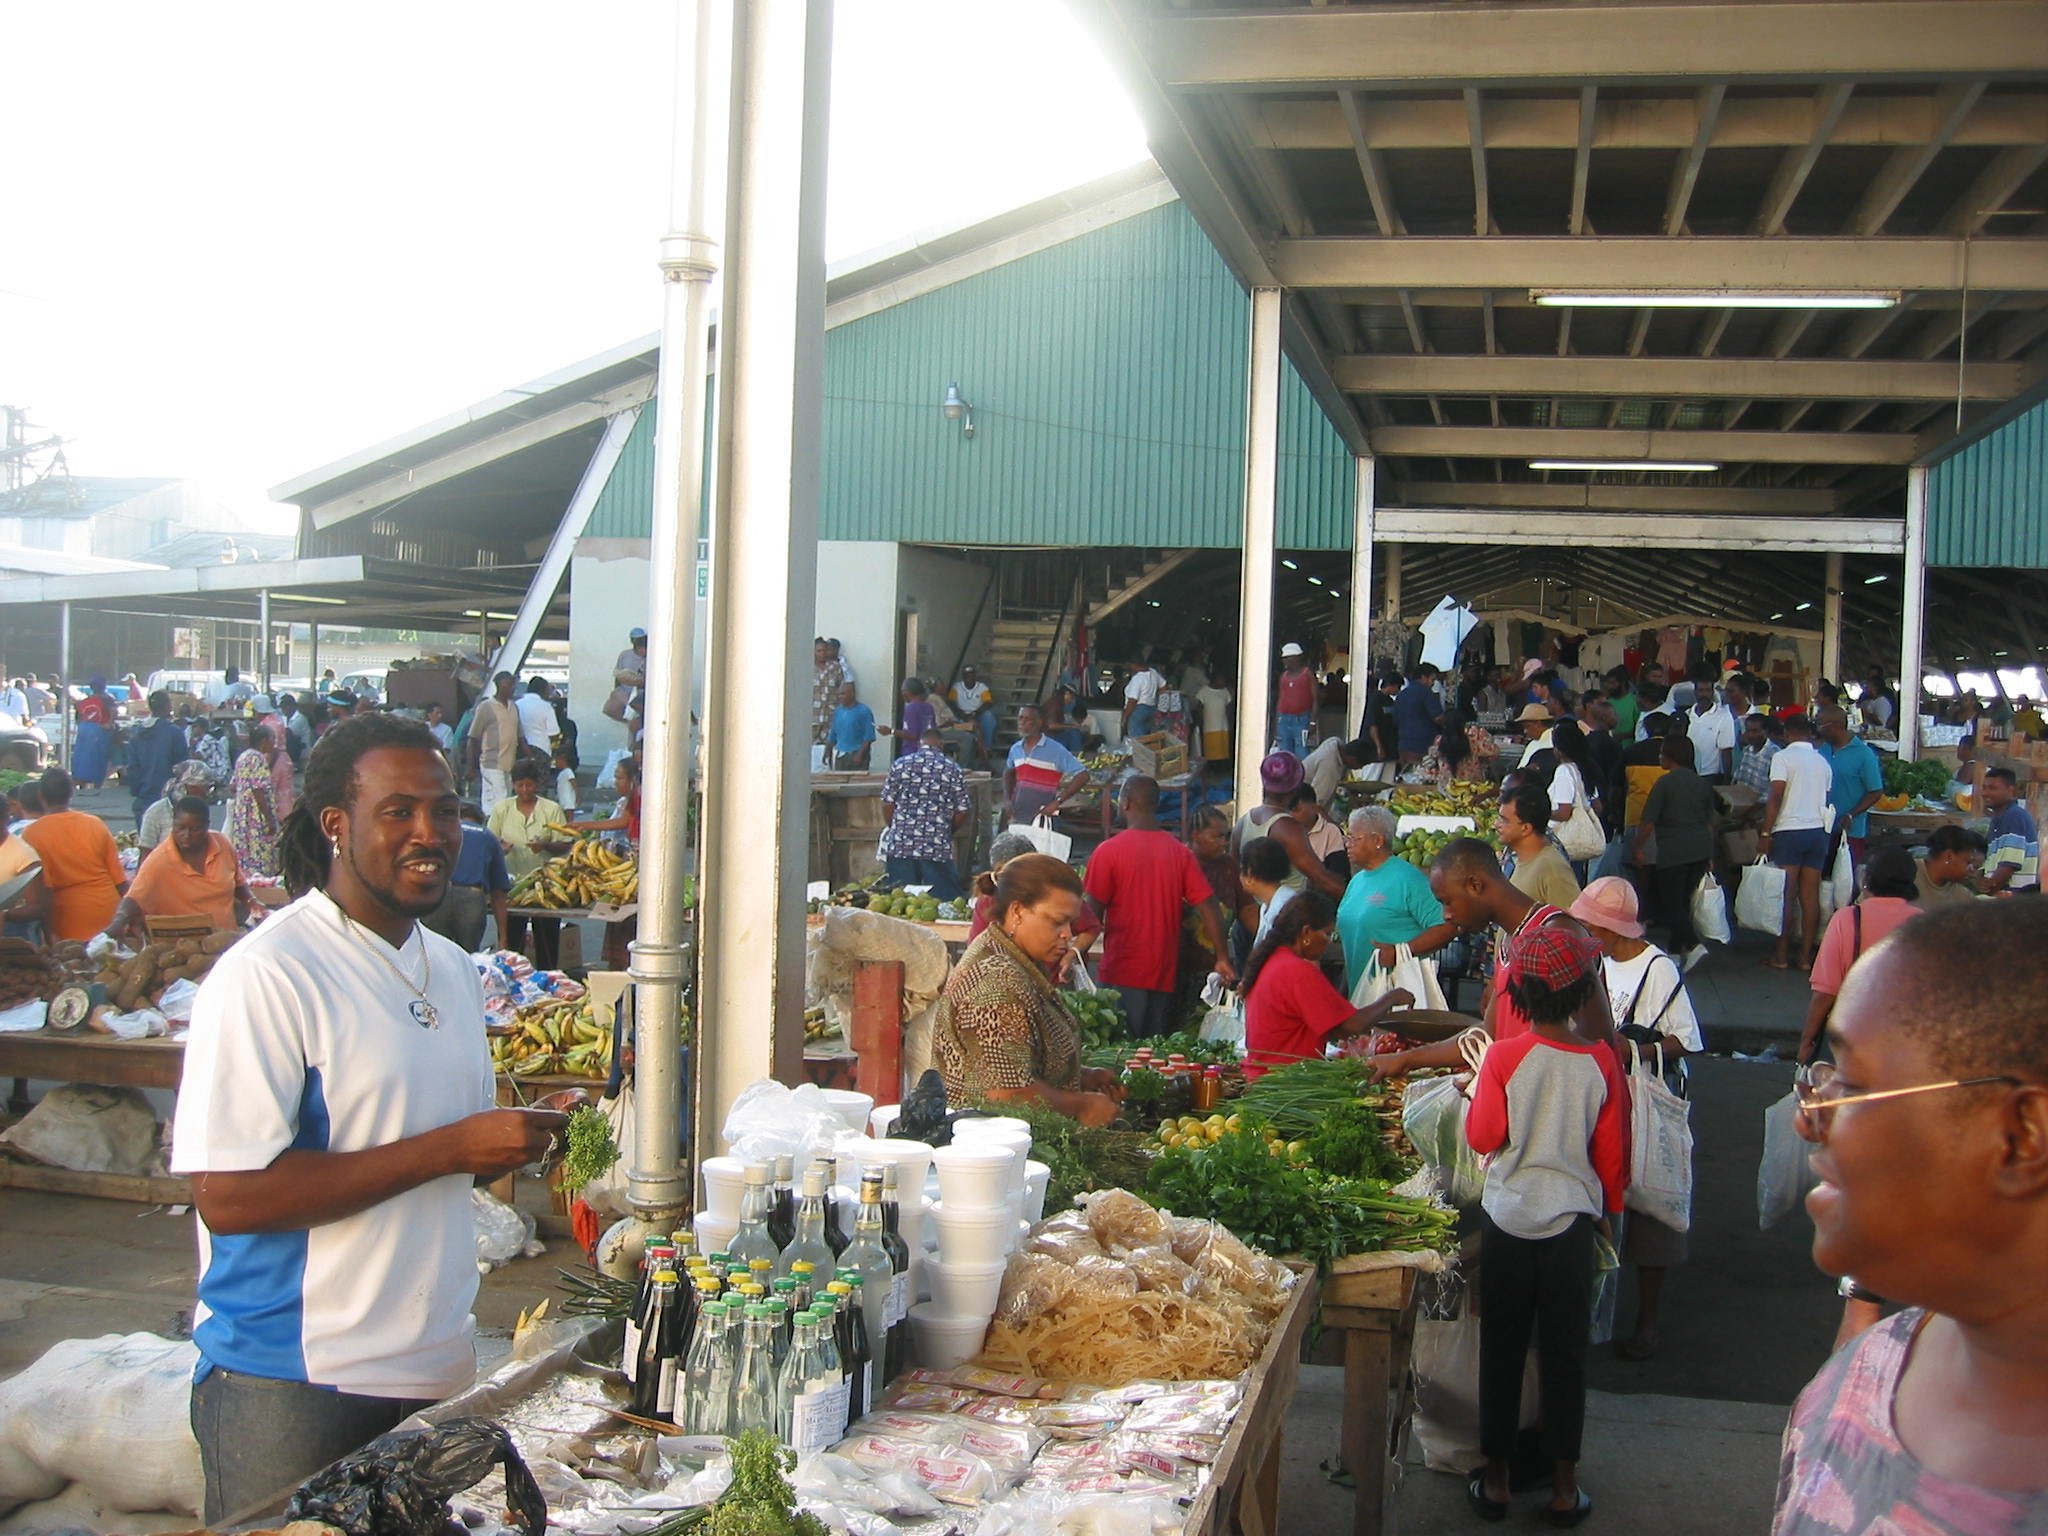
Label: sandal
xmin=1618 ymin=1333 xmax=1659 ymax=1361
xmin=1466 ymin=1476 xmax=1508 ymax=1523
xmin=1549 ymin=1489 xmax=1594 ymax=1528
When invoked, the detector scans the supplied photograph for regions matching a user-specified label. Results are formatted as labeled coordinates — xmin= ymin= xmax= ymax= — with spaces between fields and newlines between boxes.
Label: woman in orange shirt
xmin=20 ymin=769 xmax=128 ymax=941
xmin=108 ymin=797 xmax=251 ymax=941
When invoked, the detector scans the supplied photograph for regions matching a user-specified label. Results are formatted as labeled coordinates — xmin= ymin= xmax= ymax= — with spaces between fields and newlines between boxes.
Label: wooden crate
xmin=1184 ymin=1264 xmax=1320 ymax=1536
xmin=1130 ymin=732 xmax=1189 ymax=780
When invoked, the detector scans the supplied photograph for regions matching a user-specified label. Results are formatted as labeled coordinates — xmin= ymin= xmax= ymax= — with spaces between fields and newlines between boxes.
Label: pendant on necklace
xmin=410 ymin=999 xmax=440 ymax=1029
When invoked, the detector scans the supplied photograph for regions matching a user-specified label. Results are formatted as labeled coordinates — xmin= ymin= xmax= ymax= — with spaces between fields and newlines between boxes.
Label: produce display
xmin=802 ymin=1004 xmax=837 ymax=1044
xmin=969 ymin=1097 xmax=1152 ymax=1214
xmin=1054 ymin=986 xmax=1124 ymax=1050
xmin=1391 ymin=826 xmax=1466 ymax=867
xmin=73 ymin=931 xmax=241 ymax=1014
xmin=1882 ymin=755 xmax=1955 ymax=803
xmin=812 ymin=876 xmax=970 ymax=924
xmin=507 ymin=837 xmax=639 ymax=910
xmin=977 ymin=1189 xmax=1295 ymax=1386
xmin=0 ymin=947 xmax=57 ymax=1009
xmin=490 ymin=996 xmax=616 ymax=1078
xmin=0 ymin=769 xmax=31 ymax=799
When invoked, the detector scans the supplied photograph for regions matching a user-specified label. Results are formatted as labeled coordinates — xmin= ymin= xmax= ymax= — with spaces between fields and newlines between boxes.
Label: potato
xmin=200 ymin=931 xmax=239 ymax=955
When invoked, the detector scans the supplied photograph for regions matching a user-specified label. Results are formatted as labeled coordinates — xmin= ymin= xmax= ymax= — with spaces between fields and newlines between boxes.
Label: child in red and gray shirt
xmin=1464 ymin=925 xmax=1629 ymax=1527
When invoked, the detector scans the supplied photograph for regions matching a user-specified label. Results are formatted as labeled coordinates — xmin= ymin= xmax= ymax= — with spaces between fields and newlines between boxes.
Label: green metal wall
xmin=1927 ymin=394 xmax=2048 ymax=569
xmin=583 ymin=201 xmax=1356 ymax=549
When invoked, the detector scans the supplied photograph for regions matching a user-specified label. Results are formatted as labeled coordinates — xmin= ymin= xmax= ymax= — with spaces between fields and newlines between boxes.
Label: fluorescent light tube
xmin=1529 ymin=459 xmax=1721 ymax=473
xmin=1531 ymin=290 xmax=1896 ymax=310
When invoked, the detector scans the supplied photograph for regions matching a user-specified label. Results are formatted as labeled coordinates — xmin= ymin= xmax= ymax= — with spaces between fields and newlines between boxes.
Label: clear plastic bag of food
xmin=950 ymin=1365 xmax=1061 ymax=1399
xmin=877 ymin=1381 xmax=977 ymax=1414
xmin=958 ymin=1393 xmax=1038 ymax=1428
xmin=1030 ymin=1400 xmax=1127 ymax=1440
xmin=837 ymin=1435 xmax=1004 ymax=1506
xmin=1116 ymin=1243 xmax=1195 ymax=1294
xmin=1071 ymin=1252 xmax=1141 ymax=1298
xmin=977 ymin=1485 xmax=1185 ymax=1536
xmin=1080 ymin=1189 xmax=1171 ymax=1250
xmin=847 ymin=1410 xmax=957 ymax=1443
xmin=1123 ymin=1379 xmax=1242 ymax=1438
xmin=1026 ymin=1218 xmax=1108 ymax=1266
xmin=949 ymin=1421 xmax=1048 ymax=1476
xmin=996 ymin=1251 xmax=1079 ymax=1329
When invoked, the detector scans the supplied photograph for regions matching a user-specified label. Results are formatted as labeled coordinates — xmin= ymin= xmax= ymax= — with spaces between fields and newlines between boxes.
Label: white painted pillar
xmin=1233 ymin=287 xmax=1284 ymax=801
xmin=1383 ymin=543 xmax=1404 ymax=624
xmin=696 ymin=0 xmax=831 ymax=1162
xmin=308 ymin=621 xmax=320 ymax=685
xmin=1821 ymin=551 xmax=1843 ymax=685
xmin=58 ymin=601 xmax=72 ymax=770
xmin=1346 ymin=457 xmax=1376 ymax=736
xmin=259 ymin=589 xmax=272 ymax=691
xmin=1899 ymin=466 xmax=1929 ymax=761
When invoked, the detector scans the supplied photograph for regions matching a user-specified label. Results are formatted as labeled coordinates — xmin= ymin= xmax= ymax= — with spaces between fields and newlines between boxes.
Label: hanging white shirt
xmin=172 ymin=889 xmax=494 ymax=1400
xmin=1418 ymin=597 xmax=1479 ymax=671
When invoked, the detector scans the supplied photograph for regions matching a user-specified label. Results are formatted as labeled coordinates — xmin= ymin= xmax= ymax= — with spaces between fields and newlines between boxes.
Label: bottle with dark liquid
xmin=879 ymin=1166 xmax=913 ymax=1381
xmin=766 ymin=1154 xmax=797 ymax=1252
xmin=630 ymin=1269 xmax=682 ymax=1419
xmin=620 ymin=1240 xmax=675 ymax=1386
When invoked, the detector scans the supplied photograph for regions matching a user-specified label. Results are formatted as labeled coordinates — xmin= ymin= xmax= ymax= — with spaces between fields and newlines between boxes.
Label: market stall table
xmin=1320 ymin=1252 xmax=1432 ymax=1536
xmin=0 ymin=1029 xmax=191 ymax=1204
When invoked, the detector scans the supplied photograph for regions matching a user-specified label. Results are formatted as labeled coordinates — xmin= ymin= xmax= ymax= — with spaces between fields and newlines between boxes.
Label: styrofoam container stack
xmin=1022 ymin=1160 xmax=1051 ymax=1223
xmin=951 ymin=1121 xmax=1033 ymax=1197
xmin=694 ymin=1213 xmax=739 ymax=1253
xmin=930 ymin=1199 xmax=1016 ymax=1266
xmin=868 ymin=1103 xmax=902 ymax=1139
xmin=950 ymin=1115 xmax=1031 ymax=1142
xmin=699 ymin=1155 xmax=747 ymax=1221
xmin=927 ymin=1255 xmax=1007 ymax=1316
xmin=818 ymin=1088 xmax=876 ymax=1137
xmin=909 ymin=1302 xmax=989 ymax=1371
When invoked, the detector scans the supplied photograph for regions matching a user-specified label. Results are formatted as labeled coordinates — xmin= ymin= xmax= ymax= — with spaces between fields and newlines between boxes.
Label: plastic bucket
xmin=699 ymin=1155 xmax=747 ymax=1220
xmin=931 ymin=1144 xmax=1017 ymax=1211
xmin=818 ymin=1089 xmax=876 ymax=1136
xmin=1022 ymin=1160 xmax=1051 ymax=1223
xmin=910 ymin=1303 xmax=990 ymax=1370
xmin=931 ymin=1199 xmax=1017 ymax=1265
xmin=927 ymin=1255 xmax=1008 ymax=1317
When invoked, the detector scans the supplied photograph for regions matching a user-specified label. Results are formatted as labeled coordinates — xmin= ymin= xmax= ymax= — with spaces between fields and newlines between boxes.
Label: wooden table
xmin=0 ymin=1030 xmax=192 ymax=1204
xmin=1185 ymin=1263 xmax=1320 ymax=1536
xmin=1321 ymin=1253 xmax=1430 ymax=1536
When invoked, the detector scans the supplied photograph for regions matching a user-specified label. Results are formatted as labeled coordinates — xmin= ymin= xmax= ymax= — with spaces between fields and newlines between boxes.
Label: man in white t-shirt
xmin=174 ymin=715 xmax=562 ymax=1521
xmin=1122 ymin=653 xmax=1166 ymax=741
xmin=514 ymin=677 xmax=559 ymax=755
xmin=950 ymin=667 xmax=996 ymax=758
xmin=1761 ymin=714 xmax=1835 ymax=971
xmin=1684 ymin=683 xmax=1736 ymax=782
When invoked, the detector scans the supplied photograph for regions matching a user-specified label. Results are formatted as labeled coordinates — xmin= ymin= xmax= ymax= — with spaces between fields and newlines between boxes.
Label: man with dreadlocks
xmin=171 ymin=714 xmax=568 ymax=1523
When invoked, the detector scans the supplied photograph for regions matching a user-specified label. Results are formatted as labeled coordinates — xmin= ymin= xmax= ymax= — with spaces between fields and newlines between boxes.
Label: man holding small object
xmin=173 ymin=715 xmax=566 ymax=1522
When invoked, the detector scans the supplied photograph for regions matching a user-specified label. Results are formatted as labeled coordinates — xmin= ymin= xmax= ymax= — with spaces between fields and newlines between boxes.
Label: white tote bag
xmin=1734 ymin=856 xmax=1787 ymax=936
xmin=1819 ymin=834 xmax=1856 ymax=918
xmin=1349 ymin=941 xmax=1448 ymax=1012
xmin=1692 ymin=870 xmax=1732 ymax=946
xmin=1004 ymin=818 xmax=1073 ymax=862
xmin=1554 ymin=766 xmax=1606 ymax=862
xmin=1623 ymin=1042 xmax=1694 ymax=1232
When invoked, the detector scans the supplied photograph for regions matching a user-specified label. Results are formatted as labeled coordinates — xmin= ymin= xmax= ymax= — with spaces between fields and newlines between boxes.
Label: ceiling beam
xmin=1754 ymin=83 xmax=1854 ymax=235
xmin=1388 ymin=481 xmax=1840 ymax=513
xmin=1150 ymin=4 xmax=2048 ymax=88
xmin=1251 ymin=91 xmax=2048 ymax=154
xmin=1378 ymin=509 xmax=1904 ymax=554
xmin=1665 ymin=84 xmax=1727 ymax=235
xmin=1938 ymin=143 xmax=2048 ymax=235
xmin=1268 ymin=236 xmax=2048 ymax=292
xmin=1332 ymin=353 xmax=2024 ymax=400
xmin=1847 ymin=82 xmax=1987 ymax=235
xmin=1339 ymin=91 xmax=1405 ymax=236
xmin=1465 ymin=88 xmax=1490 ymax=237
xmin=1373 ymin=425 xmax=1918 ymax=465
xmin=1569 ymin=87 xmax=1596 ymax=236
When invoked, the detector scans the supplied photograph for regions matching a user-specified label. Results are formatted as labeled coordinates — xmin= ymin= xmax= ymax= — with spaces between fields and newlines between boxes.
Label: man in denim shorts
xmin=1760 ymin=715 xmax=1835 ymax=971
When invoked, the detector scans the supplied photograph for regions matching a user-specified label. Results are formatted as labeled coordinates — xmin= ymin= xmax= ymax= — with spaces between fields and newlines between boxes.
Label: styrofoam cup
xmin=931 ymin=1200 xmax=1017 ymax=1265
xmin=931 ymin=1143 xmax=1017 ymax=1211
xmin=869 ymin=1103 xmax=903 ymax=1139
xmin=927 ymin=1255 xmax=1008 ymax=1317
xmin=847 ymin=1136 xmax=936 ymax=1198
xmin=818 ymin=1089 xmax=876 ymax=1136
xmin=950 ymin=1114 xmax=1031 ymax=1142
xmin=694 ymin=1213 xmax=739 ymax=1253
xmin=910 ymin=1303 xmax=990 ymax=1370
xmin=1022 ymin=1160 xmax=1051 ymax=1223
xmin=953 ymin=1128 xmax=1031 ymax=1194
xmin=699 ymin=1155 xmax=747 ymax=1220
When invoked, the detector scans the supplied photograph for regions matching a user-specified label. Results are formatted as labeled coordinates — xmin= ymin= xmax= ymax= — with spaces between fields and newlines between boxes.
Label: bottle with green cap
xmin=683 ymin=1299 xmax=735 ymax=1435
xmin=729 ymin=1302 xmax=780 ymax=1435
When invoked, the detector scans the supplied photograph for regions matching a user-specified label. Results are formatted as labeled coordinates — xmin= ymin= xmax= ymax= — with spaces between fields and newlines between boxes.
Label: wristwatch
xmin=1837 ymin=1275 xmax=1887 ymax=1305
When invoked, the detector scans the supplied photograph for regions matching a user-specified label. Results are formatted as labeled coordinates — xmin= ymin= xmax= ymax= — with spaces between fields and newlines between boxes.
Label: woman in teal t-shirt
xmin=1336 ymin=805 xmax=1460 ymax=994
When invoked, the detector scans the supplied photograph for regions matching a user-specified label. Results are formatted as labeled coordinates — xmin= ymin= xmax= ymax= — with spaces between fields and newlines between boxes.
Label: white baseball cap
xmin=1280 ymin=642 xmax=1305 ymax=658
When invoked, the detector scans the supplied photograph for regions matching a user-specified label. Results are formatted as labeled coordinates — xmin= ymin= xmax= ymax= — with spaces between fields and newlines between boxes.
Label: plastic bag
xmin=720 ymin=1078 xmax=856 ymax=1168
xmin=1588 ymin=1231 xmax=1622 ymax=1346
xmin=0 ymin=1332 xmax=203 ymax=1517
xmin=1624 ymin=1043 xmax=1694 ymax=1233
xmin=1195 ymin=995 xmax=1245 ymax=1047
xmin=1734 ymin=856 xmax=1786 ymax=936
xmin=1758 ymin=1088 xmax=1820 ymax=1229
xmin=0 ymin=999 xmax=46 ymax=1033
xmin=575 ymin=1085 xmax=636 ymax=1218
xmin=1401 ymin=1073 xmax=1487 ymax=1207
xmin=1692 ymin=871 xmax=1732 ymax=946
xmin=1350 ymin=942 xmax=1449 ymax=1012
xmin=472 ymin=1188 xmax=544 ymax=1272
xmin=284 ymin=1417 xmax=546 ymax=1536
xmin=1820 ymin=836 xmax=1856 ymax=918
xmin=0 ymin=1085 xmax=161 ymax=1176
xmin=1005 ymin=819 xmax=1073 ymax=861
xmin=155 ymin=977 xmax=201 ymax=1025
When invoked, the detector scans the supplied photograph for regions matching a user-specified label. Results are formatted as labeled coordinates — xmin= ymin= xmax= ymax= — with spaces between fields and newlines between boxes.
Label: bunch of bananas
xmin=507 ymin=837 xmax=639 ymax=910
xmin=804 ymin=1005 xmax=836 ymax=1043
xmin=489 ymin=997 xmax=615 ymax=1078
xmin=1384 ymin=782 xmax=1498 ymax=817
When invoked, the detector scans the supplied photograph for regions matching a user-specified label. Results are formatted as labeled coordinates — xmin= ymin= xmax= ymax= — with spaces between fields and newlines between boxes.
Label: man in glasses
xmin=1772 ymin=901 xmax=2048 ymax=1534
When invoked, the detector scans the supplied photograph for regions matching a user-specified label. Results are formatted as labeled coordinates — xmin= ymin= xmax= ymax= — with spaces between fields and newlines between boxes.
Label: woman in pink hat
xmin=1570 ymin=876 xmax=1704 ymax=1362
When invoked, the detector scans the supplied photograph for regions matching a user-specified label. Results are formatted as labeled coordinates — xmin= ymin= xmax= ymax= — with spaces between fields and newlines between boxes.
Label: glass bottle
xmin=621 ymin=1241 xmax=675 ymax=1385
xmin=683 ymin=1300 xmax=733 ymax=1436
xmin=729 ymin=1303 xmax=779 ymax=1436
xmin=820 ymin=1158 xmax=850 ymax=1255
xmin=748 ymin=1257 xmax=775 ymax=1297
xmin=823 ymin=1281 xmax=867 ymax=1422
xmin=776 ymin=1314 xmax=815 ymax=1449
xmin=771 ymin=1278 xmax=799 ymax=1359
xmin=833 ymin=1277 xmax=874 ymax=1420
xmin=808 ymin=1304 xmax=846 ymax=1444
xmin=630 ymin=1269 xmax=681 ymax=1418
xmin=779 ymin=1166 xmax=835 ymax=1281
xmin=764 ymin=1297 xmax=792 ymax=1372
xmin=840 ymin=1171 xmax=897 ymax=1405
xmin=731 ymin=1163 xmax=780 ymax=1270
xmin=767 ymin=1154 xmax=797 ymax=1252
xmin=788 ymin=1260 xmax=817 ymax=1315
xmin=879 ymin=1166 xmax=913 ymax=1382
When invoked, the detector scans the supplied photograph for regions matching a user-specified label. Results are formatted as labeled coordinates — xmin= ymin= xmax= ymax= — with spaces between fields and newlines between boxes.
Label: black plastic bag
xmin=897 ymin=1068 xmax=951 ymax=1145
xmin=283 ymin=1416 xmax=546 ymax=1536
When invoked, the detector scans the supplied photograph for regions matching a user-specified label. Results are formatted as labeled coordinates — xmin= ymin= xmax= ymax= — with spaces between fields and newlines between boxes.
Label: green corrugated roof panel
xmin=1927 ymin=393 xmax=2048 ymax=569
xmin=584 ymin=405 xmax=659 ymax=540
xmin=589 ymin=201 xmax=1356 ymax=550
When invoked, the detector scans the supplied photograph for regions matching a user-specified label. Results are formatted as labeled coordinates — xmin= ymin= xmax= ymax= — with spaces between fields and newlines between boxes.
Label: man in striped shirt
xmin=1004 ymin=706 xmax=1087 ymax=825
xmin=1982 ymin=766 xmax=2039 ymax=893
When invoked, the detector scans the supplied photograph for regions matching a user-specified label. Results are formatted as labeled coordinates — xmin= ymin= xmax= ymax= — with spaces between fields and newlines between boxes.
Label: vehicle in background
xmin=337 ymin=668 xmax=387 ymax=704
xmin=0 ymin=712 xmax=49 ymax=773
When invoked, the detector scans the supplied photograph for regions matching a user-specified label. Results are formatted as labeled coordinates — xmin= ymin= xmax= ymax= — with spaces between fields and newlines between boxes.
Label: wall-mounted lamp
xmin=941 ymin=381 xmax=976 ymax=439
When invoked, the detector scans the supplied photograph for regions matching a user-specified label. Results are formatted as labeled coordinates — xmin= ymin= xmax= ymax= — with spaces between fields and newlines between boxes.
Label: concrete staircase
xmin=982 ymin=550 xmax=1199 ymax=726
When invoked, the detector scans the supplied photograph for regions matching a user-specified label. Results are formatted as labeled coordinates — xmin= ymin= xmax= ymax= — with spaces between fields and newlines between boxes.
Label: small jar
xmin=1192 ymin=1068 xmax=1222 ymax=1111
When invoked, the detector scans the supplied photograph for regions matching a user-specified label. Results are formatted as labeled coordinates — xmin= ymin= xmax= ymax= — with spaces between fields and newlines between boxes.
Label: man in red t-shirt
xmin=1083 ymin=776 xmax=1236 ymax=1037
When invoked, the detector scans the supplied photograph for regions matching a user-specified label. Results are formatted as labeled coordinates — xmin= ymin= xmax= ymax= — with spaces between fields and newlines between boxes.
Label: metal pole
xmin=308 ymin=621 xmax=320 ymax=686
xmin=1899 ymin=465 xmax=1929 ymax=761
xmin=1232 ymin=288 xmax=1284 ymax=802
xmin=58 ymin=601 xmax=72 ymax=770
xmin=1820 ymin=552 xmax=1843 ymax=686
xmin=696 ymin=0 xmax=832 ymax=1167
xmin=259 ymin=589 xmax=272 ymax=692
xmin=622 ymin=0 xmax=727 ymax=1232
xmin=1347 ymin=456 xmax=1376 ymax=736
xmin=1384 ymin=544 xmax=1405 ymax=624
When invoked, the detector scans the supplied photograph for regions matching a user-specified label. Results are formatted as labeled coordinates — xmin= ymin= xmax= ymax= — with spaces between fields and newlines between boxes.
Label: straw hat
xmin=1513 ymin=702 xmax=1553 ymax=726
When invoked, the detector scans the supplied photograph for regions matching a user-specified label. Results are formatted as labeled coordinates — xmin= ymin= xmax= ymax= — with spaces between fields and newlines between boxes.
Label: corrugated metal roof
xmin=588 ymin=201 xmax=1356 ymax=550
xmin=1927 ymin=393 xmax=2048 ymax=569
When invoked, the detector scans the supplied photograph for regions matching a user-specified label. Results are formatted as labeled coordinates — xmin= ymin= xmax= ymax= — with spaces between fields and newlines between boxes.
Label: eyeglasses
xmin=1792 ymin=1060 xmax=2018 ymax=1136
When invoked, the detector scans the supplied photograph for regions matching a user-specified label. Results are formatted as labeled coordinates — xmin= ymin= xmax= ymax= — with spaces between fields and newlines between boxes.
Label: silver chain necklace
xmin=338 ymin=908 xmax=438 ymax=1028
